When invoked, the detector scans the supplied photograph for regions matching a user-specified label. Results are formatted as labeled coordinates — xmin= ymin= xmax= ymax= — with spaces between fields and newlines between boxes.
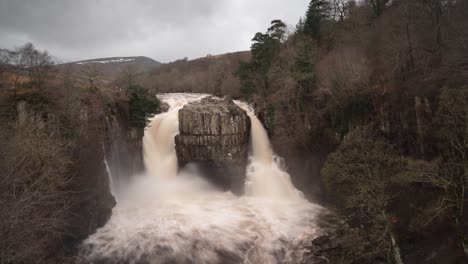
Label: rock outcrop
xmin=104 ymin=115 xmax=145 ymax=195
xmin=175 ymin=97 xmax=250 ymax=193
xmin=69 ymin=95 xmax=116 ymax=244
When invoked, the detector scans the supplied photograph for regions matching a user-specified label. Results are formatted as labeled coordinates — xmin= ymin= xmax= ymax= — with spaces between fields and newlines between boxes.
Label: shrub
xmin=321 ymin=126 xmax=406 ymax=263
xmin=0 ymin=108 xmax=73 ymax=263
xmin=126 ymin=85 xmax=160 ymax=129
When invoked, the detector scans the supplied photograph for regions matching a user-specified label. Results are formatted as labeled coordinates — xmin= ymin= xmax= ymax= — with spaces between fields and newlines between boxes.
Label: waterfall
xmin=103 ymin=157 xmax=114 ymax=196
xmin=235 ymin=101 xmax=303 ymax=201
xmin=81 ymin=93 xmax=323 ymax=264
xmin=142 ymin=111 xmax=179 ymax=178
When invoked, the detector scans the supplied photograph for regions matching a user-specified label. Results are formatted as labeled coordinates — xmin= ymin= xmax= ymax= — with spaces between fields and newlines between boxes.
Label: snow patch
xmin=76 ymin=58 xmax=136 ymax=65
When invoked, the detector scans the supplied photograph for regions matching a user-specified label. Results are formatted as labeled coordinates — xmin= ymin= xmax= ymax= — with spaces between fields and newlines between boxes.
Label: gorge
xmin=2 ymin=1 xmax=467 ymax=263
xmin=81 ymin=93 xmax=323 ymax=264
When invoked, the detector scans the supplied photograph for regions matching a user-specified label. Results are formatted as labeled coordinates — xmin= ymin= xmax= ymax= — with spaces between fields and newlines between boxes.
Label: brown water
xmin=81 ymin=93 xmax=324 ymax=264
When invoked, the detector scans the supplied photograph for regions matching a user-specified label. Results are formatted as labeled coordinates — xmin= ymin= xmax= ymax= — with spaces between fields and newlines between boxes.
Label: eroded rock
xmin=175 ymin=97 xmax=250 ymax=193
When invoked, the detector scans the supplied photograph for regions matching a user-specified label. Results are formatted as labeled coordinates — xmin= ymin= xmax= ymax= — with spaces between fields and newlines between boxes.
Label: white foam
xmin=82 ymin=93 xmax=323 ymax=264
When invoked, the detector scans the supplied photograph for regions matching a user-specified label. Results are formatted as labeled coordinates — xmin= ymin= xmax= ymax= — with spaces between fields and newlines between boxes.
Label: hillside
xmin=142 ymin=51 xmax=250 ymax=97
xmin=55 ymin=56 xmax=161 ymax=88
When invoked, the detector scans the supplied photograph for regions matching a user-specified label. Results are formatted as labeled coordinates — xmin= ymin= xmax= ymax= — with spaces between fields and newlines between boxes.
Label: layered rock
xmin=104 ymin=115 xmax=144 ymax=195
xmin=175 ymin=97 xmax=250 ymax=193
xmin=70 ymin=95 xmax=116 ymax=243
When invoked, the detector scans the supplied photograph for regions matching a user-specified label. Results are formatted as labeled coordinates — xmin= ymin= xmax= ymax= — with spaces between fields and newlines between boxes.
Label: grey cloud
xmin=0 ymin=0 xmax=309 ymax=62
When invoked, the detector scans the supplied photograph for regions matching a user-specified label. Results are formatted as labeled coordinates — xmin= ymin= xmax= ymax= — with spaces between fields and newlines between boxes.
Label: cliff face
xmin=175 ymin=97 xmax=250 ymax=193
xmin=104 ymin=115 xmax=144 ymax=195
xmin=3 ymin=93 xmax=116 ymax=263
xmin=67 ymin=94 xmax=116 ymax=246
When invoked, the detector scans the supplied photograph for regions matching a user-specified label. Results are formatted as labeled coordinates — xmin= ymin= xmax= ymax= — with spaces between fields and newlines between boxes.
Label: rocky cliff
xmin=2 ymin=92 xmax=116 ymax=263
xmin=104 ymin=115 xmax=144 ymax=195
xmin=67 ymin=93 xmax=116 ymax=248
xmin=175 ymin=97 xmax=250 ymax=193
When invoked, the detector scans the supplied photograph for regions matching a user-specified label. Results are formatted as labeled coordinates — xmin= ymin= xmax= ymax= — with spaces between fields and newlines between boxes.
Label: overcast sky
xmin=0 ymin=0 xmax=309 ymax=63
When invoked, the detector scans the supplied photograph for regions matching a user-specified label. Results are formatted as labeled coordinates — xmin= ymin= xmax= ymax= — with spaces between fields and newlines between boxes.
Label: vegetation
xmin=0 ymin=42 xmax=159 ymax=263
xmin=126 ymin=84 xmax=160 ymax=129
xmin=143 ymin=51 xmax=249 ymax=98
xmin=1 ymin=0 xmax=467 ymax=262
xmin=236 ymin=0 xmax=468 ymax=263
xmin=0 ymin=109 xmax=73 ymax=263
xmin=302 ymin=0 xmax=330 ymax=39
xmin=0 ymin=43 xmax=53 ymax=91
xmin=236 ymin=20 xmax=287 ymax=98
xmin=0 ymin=80 xmax=87 ymax=263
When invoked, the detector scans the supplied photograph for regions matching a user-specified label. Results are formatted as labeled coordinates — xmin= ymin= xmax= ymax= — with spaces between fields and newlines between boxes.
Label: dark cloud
xmin=0 ymin=0 xmax=309 ymax=62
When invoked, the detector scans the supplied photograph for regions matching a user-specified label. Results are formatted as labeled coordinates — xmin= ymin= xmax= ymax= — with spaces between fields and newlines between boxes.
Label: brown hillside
xmin=142 ymin=51 xmax=250 ymax=98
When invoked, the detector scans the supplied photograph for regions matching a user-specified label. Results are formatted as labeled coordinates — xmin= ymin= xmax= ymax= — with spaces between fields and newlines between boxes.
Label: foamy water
xmin=81 ymin=93 xmax=323 ymax=264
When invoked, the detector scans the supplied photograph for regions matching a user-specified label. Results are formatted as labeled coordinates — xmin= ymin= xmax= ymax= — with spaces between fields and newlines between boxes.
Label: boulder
xmin=175 ymin=97 xmax=250 ymax=193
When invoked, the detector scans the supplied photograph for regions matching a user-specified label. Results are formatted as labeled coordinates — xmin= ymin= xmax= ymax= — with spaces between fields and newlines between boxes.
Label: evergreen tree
xmin=295 ymin=17 xmax=305 ymax=34
xmin=292 ymin=39 xmax=315 ymax=103
xmin=267 ymin=19 xmax=287 ymax=42
xmin=126 ymin=85 xmax=160 ymax=128
xmin=303 ymin=0 xmax=330 ymax=39
xmin=236 ymin=20 xmax=287 ymax=98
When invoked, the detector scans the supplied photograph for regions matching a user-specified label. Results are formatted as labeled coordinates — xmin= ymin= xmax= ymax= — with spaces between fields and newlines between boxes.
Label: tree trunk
xmin=391 ymin=233 xmax=404 ymax=264
xmin=415 ymin=96 xmax=425 ymax=156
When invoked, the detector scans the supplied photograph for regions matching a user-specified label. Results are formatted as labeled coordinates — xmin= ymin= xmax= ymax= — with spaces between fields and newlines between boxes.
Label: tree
xmin=126 ymin=85 xmax=160 ymax=128
xmin=0 ymin=105 xmax=73 ymax=263
xmin=0 ymin=48 xmax=10 ymax=78
xmin=292 ymin=39 xmax=315 ymax=104
xmin=235 ymin=61 xmax=257 ymax=99
xmin=81 ymin=64 xmax=101 ymax=91
xmin=120 ymin=64 xmax=141 ymax=88
xmin=267 ymin=19 xmax=288 ymax=42
xmin=433 ymin=87 xmax=468 ymax=252
xmin=17 ymin=43 xmax=54 ymax=89
xmin=321 ymin=127 xmax=406 ymax=263
xmin=331 ymin=0 xmax=348 ymax=22
xmin=366 ymin=0 xmax=390 ymax=17
xmin=236 ymin=20 xmax=287 ymax=98
xmin=303 ymin=0 xmax=330 ymax=39
xmin=295 ymin=17 xmax=305 ymax=34
xmin=7 ymin=49 xmax=25 ymax=94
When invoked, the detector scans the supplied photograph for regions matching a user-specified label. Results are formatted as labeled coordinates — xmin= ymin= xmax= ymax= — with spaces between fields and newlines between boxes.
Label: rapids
xmin=81 ymin=93 xmax=324 ymax=264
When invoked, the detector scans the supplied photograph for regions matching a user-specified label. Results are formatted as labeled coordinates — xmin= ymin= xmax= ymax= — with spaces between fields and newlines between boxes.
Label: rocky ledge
xmin=175 ymin=97 xmax=250 ymax=193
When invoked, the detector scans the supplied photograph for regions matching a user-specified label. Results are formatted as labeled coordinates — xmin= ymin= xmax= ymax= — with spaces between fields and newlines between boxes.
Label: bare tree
xmin=366 ymin=0 xmax=390 ymax=16
xmin=7 ymin=49 xmax=25 ymax=95
xmin=0 ymin=48 xmax=10 ymax=78
xmin=120 ymin=64 xmax=141 ymax=88
xmin=17 ymin=43 xmax=54 ymax=89
xmin=331 ymin=0 xmax=348 ymax=22
xmin=0 ymin=109 xmax=72 ymax=263
xmin=81 ymin=64 xmax=101 ymax=91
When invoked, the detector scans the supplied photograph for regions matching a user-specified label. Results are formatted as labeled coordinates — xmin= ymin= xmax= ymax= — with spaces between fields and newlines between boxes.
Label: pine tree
xmin=236 ymin=20 xmax=287 ymax=98
xmin=292 ymin=39 xmax=315 ymax=103
xmin=126 ymin=85 xmax=160 ymax=128
xmin=303 ymin=0 xmax=330 ymax=39
xmin=295 ymin=17 xmax=305 ymax=34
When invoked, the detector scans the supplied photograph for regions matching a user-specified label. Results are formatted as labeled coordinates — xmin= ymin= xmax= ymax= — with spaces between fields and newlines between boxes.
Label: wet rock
xmin=104 ymin=115 xmax=145 ymax=195
xmin=302 ymin=256 xmax=330 ymax=264
xmin=175 ymin=97 xmax=250 ymax=193
xmin=301 ymin=213 xmax=369 ymax=264
xmin=312 ymin=235 xmax=330 ymax=246
xmin=160 ymin=101 xmax=170 ymax=112
xmin=67 ymin=96 xmax=116 ymax=254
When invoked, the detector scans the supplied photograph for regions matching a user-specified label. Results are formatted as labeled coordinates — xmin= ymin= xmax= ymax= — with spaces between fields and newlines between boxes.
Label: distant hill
xmin=51 ymin=52 xmax=250 ymax=94
xmin=142 ymin=51 xmax=250 ymax=97
xmin=55 ymin=56 xmax=161 ymax=87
